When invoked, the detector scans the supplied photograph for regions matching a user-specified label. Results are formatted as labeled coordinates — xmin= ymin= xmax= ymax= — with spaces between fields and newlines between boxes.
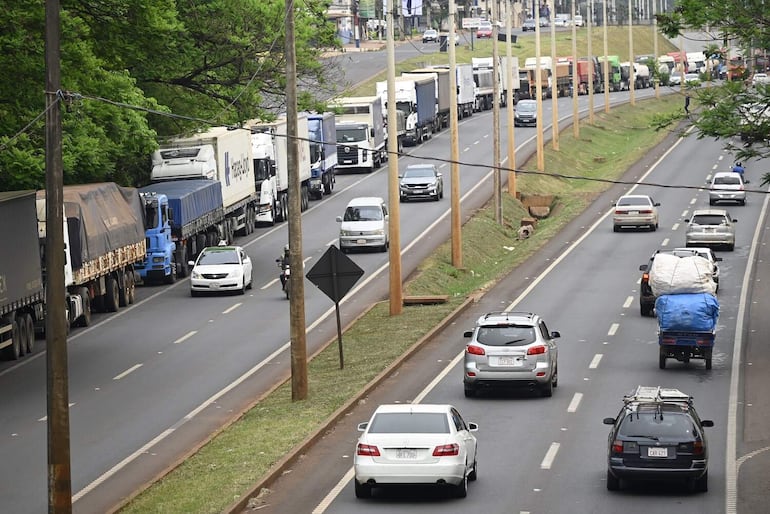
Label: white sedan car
xmin=354 ymin=404 xmax=479 ymax=499
xmin=613 ymin=194 xmax=660 ymax=231
xmin=188 ymin=244 xmax=253 ymax=296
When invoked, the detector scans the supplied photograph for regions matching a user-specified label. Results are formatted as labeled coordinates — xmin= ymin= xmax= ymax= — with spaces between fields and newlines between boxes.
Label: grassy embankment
xmin=120 ymin=28 xmax=685 ymax=514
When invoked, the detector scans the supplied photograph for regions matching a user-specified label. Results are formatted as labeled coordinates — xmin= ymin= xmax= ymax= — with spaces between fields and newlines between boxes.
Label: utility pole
xmin=628 ymin=0 xmax=635 ymax=105
xmin=506 ymin=0 xmax=517 ymax=198
xmin=535 ymin=1 xmax=545 ymax=171
xmin=572 ymin=0 xmax=579 ymax=138
xmin=492 ymin=0 xmax=502 ymax=224
xmin=386 ymin=3 xmax=403 ymax=315
xmin=550 ymin=1 xmax=559 ymax=151
xmin=653 ymin=0 xmax=659 ymax=98
xmin=45 ymin=0 xmax=72 ymax=511
xmin=449 ymin=0 xmax=463 ymax=267
xmin=285 ymin=0 xmax=308 ymax=401
xmin=588 ymin=0 xmax=595 ymax=124
xmin=602 ymin=0 xmax=610 ymax=112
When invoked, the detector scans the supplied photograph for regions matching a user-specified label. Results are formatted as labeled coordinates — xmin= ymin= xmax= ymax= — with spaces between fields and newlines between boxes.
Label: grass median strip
xmin=119 ymin=94 xmax=683 ymax=513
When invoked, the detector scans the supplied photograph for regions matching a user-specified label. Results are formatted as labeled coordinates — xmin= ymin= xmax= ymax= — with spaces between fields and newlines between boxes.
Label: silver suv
xmin=684 ymin=209 xmax=737 ymax=251
xmin=463 ymin=311 xmax=560 ymax=398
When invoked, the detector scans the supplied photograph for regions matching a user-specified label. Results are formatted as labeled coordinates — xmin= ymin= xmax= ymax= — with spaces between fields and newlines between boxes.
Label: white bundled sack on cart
xmin=649 ymin=253 xmax=717 ymax=297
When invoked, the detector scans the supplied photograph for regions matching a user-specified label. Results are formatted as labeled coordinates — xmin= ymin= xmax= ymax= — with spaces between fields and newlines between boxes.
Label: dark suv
xmin=603 ymin=386 xmax=714 ymax=492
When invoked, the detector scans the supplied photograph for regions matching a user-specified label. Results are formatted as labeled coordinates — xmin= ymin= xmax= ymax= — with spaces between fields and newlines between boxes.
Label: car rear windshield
xmin=476 ymin=325 xmax=537 ymax=346
xmin=617 ymin=197 xmax=650 ymax=206
xmin=714 ymin=175 xmax=741 ymax=185
xmin=368 ymin=412 xmax=450 ymax=434
xmin=691 ymin=214 xmax=728 ymax=226
xmin=618 ymin=411 xmax=698 ymax=439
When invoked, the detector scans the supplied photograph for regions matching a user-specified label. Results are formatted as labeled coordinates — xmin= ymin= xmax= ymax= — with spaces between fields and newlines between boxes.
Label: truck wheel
xmin=705 ymin=349 xmax=713 ymax=370
xmin=24 ymin=313 xmax=35 ymax=354
xmin=164 ymin=257 xmax=177 ymax=284
xmin=78 ymin=288 xmax=92 ymax=326
xmin=119 ymin=271 xmax=130 ymax=307
xmin=2 ymin=318 xmax=22 ymax=360
xmin=659 ymin=351 xmax=667 ymax=369
xmin=301 ymin=186 xmax=309 ymax=211
xmin=177 ymin=248 xmax=189 ymax=279
xmin=105 ymin=276 xmax=120 ymax=313
xmin=15 ymin=317 xmax=27 ymax=358
xmin=126 ymin=274 xmax=136 ymax=304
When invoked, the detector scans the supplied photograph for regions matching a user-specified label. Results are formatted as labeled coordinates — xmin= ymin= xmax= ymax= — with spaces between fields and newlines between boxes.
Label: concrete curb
xmin=223 ymin=294 xmax=479 ymax=513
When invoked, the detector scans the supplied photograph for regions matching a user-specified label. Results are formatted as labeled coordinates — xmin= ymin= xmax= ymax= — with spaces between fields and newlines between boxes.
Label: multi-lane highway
xmin=0 ymin=38 xmax=729 ymax=514
xmin=241 ymin=124 xmax=769 ymax=514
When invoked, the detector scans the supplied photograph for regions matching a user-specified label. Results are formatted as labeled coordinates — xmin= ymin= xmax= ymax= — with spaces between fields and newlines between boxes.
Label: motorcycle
xmin=277 ymin=259 xmax=290 ymax=299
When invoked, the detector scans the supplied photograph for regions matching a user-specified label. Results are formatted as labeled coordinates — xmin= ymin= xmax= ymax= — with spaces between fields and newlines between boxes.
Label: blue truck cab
xmin=306 ymin=112 xmax=337 ymax=199
xmin=137 ymin=192 xmax=176 ymax=283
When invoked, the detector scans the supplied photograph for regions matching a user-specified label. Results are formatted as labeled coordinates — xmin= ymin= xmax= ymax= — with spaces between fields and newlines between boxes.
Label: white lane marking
xmin=567 ymin=393 xmax=583 ymax=413
xmin=623 ymin=296 xmax=633 ymax=308
xmin=39 ymin=403 xmax=76 ymax=422
xmin=173 ymin=331 xmax=197 ymax=345
xmin=589 ymin=354 xmax=603 ymax=369
xmin=608 ymin=323 xmax=619 ymax=336
xmin=661 ymin=237 xmax=670 ymax=246
xmin=261 ymin=278 xmax=279 ymax=290
xmin=222 ymin=303 xmax=242 ymax=314
xmin=113 ymin=364 xmax=143 ymax=381
xmin=712 ymin=164 xmax=718 ymax=170
xmin=690 ymin=198 xmax=697 ymax=205
xmin=303 ymin=256 xmax=313 ymax=265
xmin=681 ymin=210 xmax=688 ymax=217
xmin=326 ymin=238 xmax=337 ymax=247
xmin=312 ymin=351 xmax=465 ymax=514
xmin=540 ymin=442 xmax=560 ymax=469
xmin=727 ymin=179 xmax=769 ymax=514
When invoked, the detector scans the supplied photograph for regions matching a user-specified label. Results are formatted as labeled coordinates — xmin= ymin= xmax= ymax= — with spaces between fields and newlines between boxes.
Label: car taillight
xmin=642 ymin=272 xmax=649 ymax=282
xmin=433 ymin=444 xmax=459 ymax=456
xmin=611 ymin=440 xmax=623 ymax=454
xmin=693 ymin=441 xmax=705 ymax=456
xmin=466 ymin=345 xmax=485 ymax=356
xmin=527 ymin=345 xmax=547 ymax=355
xmin=614 ymin=209 xmax=624 ymax=215
xmin=357 ymin=443 xmax=380 ymax=457
xmin=661 ymin=336 xmax=677 ymax=345
xmin=639 ymin=209 xmax=653 ymax=214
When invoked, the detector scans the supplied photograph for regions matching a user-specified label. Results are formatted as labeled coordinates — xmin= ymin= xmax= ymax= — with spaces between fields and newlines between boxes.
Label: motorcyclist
xmin=278 ymin=245 xmax=290 ymax=289
xmin=732 ymin=162 xmax=745 ymax=176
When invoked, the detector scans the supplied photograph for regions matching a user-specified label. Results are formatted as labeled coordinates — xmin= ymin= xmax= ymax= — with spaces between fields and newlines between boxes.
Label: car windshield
xmin=197 ymin=249 xmax=240 ymax=265
xmin=618 ymin=410 xmax=698 ymax=439
xmin=404 ymin=167 xmax=435 ymax=178
xmin=344 ymin=205 xmax=383 ymax=222
xmin=368 ymin=412 xmax=450 ymax=434
xmin=618 ymin=196 xmax=650 ymax=206
xmin=713 ymin=175 xmax=741 ymax=185
xmin=518 ymin=102 xmax=536 ymax=113
xmin=476 ymin=325 xmax=537 ymax=346
xmin=691 ymin=214 xmax=728 ymax=226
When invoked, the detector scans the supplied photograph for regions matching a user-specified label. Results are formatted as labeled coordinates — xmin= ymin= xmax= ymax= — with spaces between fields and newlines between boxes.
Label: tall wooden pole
xmin=506 ymin=0 xmax=517 ymax=197
xmin=286 ymin=0 xmax=308 ymax=400
xmin=653 ymin=0 xmax=659 ymax=98
xmin=603 ymin=0 xmax=610 ymax=112
xmin=45 ymin=0 xmax=72 ymax=511
xmin=449 ymin=0 xmax=463 ymax=267
xmin=588 ymin=0 xmax=595 ymax=124
xmin=535 ymin=2 xmax=545 ymax=171
xmin=386 ymin=2 xmax=403 ymax=315
xmin=628 ymin=0 xmax=636 ymax=105
xmin=572 ymin=0 xmax=579 ymax=138
xmin=550 ymin=1 xmax=559 ymax=151
xmin=492 ymin=0 xmax=502 ymax=223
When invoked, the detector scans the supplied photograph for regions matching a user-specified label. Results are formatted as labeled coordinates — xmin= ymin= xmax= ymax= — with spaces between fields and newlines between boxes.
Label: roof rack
xmin=623 ymin=386 xmax=692 ymax=405
xmin=482 ymin=311 xmax=534 ymax=320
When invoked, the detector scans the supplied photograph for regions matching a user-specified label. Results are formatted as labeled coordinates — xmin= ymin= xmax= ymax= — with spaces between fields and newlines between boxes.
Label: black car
xmin=603 ymin=386 xmax=714 ymax=492
xmin=399 ymin=164 xmax=443 ymax=202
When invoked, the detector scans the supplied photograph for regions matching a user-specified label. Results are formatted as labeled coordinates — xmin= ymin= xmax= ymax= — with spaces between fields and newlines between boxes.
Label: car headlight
xmin=372 ymin=229 xmax=385 ymax=236
xmin=191 ymin=270 xmax=202 ymax=279
xmin=340 ymin=230 xmax=352 ymax=237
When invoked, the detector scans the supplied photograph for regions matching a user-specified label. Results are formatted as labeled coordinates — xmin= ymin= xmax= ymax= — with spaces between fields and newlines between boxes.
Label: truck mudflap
xmin=658 ymin=331 xmax=715 ymax=370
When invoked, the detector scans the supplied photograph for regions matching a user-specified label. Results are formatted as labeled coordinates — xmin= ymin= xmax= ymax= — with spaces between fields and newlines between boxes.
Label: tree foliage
xmin=656 ymin=0 xmax=770 ymax=184
xmin=0 ymin=0 xmax=340 ymax=191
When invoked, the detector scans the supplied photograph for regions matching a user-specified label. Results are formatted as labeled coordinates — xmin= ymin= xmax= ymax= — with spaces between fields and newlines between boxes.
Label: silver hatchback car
xmin=463 ymin=311 xmax=560 ymax=398
xmin=685 ymin=209 xmax=737 ymax=251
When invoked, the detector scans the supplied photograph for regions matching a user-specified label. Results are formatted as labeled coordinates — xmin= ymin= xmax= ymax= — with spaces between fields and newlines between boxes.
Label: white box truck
xmin=332 ymin=96 xmax=388 ymax=172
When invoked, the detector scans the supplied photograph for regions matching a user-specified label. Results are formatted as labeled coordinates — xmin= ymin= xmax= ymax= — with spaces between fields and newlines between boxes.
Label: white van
xmin=336 ymin=197 xmax=389 ymax=253
xmin=572 ymin=15 xmax=584 ymax=27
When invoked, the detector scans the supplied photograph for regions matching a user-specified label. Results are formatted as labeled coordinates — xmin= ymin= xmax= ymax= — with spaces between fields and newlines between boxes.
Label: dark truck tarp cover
xmin=138 ymin=180 xmax=223 ymax=232
xmin=38 ymin=183 xmax=145 ymax=271
xmin=655 ymin=293 xmax=719 ymax=332
xmin=0 ymin=190 xmax=43 ymax=311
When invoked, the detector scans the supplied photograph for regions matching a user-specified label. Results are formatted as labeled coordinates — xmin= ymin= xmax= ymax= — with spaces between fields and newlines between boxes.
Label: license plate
xmin=396 ymin=449 xmax=417 ymax=459
xmin=647 ymin=447 xmax=668 ymax=458
xmin=356 ymin=239 xmax=367 ymax=244
xmin=629 ymin=210 xmax=639 ymax=215
xmin=497 ymin=356 xmax=523 ymax=366
xmin=210 ymin=283 xmax=220 ymax=289
xmin=343 ymin=160 xmax=353 ymax=164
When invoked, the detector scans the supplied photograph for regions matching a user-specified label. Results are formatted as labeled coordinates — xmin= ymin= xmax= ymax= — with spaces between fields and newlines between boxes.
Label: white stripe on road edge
xmin=173 ymin=331 xmax=197 ymax=344
xmin=607 ymin=323 xmax=619 ymax=336
xmin=261 ymin=278 xmax=279 ymax=290
xmin=623 ymin=296 xmax=633 ymax=309
xmin=222 ymin=303 xmax=242 ymax=314
xmin=567 ymin=393 xmax=583 ymax=413
xmin=540 ymin=442 xmax=560 ymax=469
xmin=312 ymin=351 xmax=465 ymax=513
xmin=113 ymin=364 xmax=143 ymax=381
xmin=589 ymin=354 xmax=603 ymax=369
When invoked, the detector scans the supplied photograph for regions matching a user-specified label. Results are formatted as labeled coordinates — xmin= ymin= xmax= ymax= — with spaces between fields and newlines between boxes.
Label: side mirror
xmin=639 ymin=264 xmax=648 ymax=271
xmin=437 ymin=172 xmax=442 ymax=178
xmin=467 ymin=422 xmax=479 ymax=432
xmin=187 ymin=261 xmax=195 ymax=267
xmin=398 ymin=175 xmax=403 ymax=179
xmin=701 ymin=420 xmax=714 ymax=427
xmin=732 ymin=218 xmax=738 ymax=223
xmin=357 ymin=422 xmax=368 ymax=431
xmin=654 ymin=202 xmax=661 ymax=207
xmin=463 ymin=330 xmax=473 ymax=338
xmin=336 ymin=216 xmax=343 ymax=222
xmin=603 ymin=417 xmax=616 ymax=425
xmin=551 ymin=331 xmax=561 ymax=338
xmin=715 ymin=257 xmax=722 ymax=262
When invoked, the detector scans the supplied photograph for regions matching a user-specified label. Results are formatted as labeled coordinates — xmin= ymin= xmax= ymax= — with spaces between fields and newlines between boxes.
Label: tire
xmin=191 ymin=289 xmax=200 ymax=297
xmin=453 ymin=473 xmax=468 ymax=498
xmin=164 ymin=257 xmax=177 ymax=284
xmin=540 ymin=379 xmax=553 ymax=397
xmin=705 ymin=356 xmax=713 ymax=370
xmin=3 ymin=318 xmax=22 ymax=360
xmin=105 ymin=276 xmax=120 ymax=313
xmin=727 ymin=243 xmax=735 ymax=251
xmin=78 ymin=288 xmax=92 ymax=327
xmin=709 ymin=199 xmax=715 ymax=206
xmin=613 ymin=225 xmax=620 ymax=232
xmin=606 ymin=469 xmax=620 ymax=491
xmin=16 ymin=317 xmax=27 ymax=357
xmin=24 ymin=313 xmax=35 ymax=354
xmin=552 ymin=365 xmax=558 ymax=388
xmin=659 ymin=350 xmax=667 ymax=369
xmin=126 ymin=273 xmax=136 ymax=304
xmin=119 ymin=272 xmax=130 ymax=307
xmin=177 ymin=248 xmax=189 ymax=279
xmin=354 ymin=479 xmax=371 ymax=499
xmin=464 ymin=385 xmax=476 ymax=398
xmin=468 ymin=459 xmax=478 ymax=481
xmin=695 ymin=470 xmax=708 ymax=492
xmin=246 ymin=272 xmax=253 ymax=290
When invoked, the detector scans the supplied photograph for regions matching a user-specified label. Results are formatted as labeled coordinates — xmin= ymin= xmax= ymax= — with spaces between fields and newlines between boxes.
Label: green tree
xmin=656 ymin=0 xmax=770 ymax=184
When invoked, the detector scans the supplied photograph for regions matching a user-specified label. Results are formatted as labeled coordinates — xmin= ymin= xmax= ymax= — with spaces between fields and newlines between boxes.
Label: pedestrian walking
xmin=684 ymin=94 xmax=691 ymax=115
